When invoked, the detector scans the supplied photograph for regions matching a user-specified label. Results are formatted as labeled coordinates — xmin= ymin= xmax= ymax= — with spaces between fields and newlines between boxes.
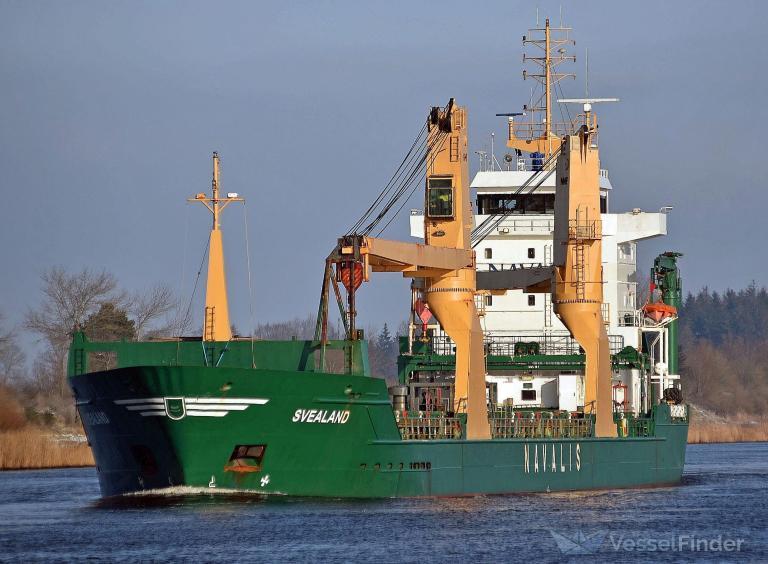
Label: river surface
xmin=1 ymin=442 xmax=766 ymax=563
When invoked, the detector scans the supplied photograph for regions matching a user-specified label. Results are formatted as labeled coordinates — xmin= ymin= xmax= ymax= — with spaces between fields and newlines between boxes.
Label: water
xmin=1 ymin=443 xmax=766 ymax=563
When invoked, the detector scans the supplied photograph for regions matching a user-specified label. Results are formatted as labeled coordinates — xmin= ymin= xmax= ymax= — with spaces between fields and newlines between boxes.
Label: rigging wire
xmin=358 ymin=131 xmax=432 ymax=235
xmin=368 ymin=129 xmax=447 ymax=236
xmin=345 ymin=121 xmax=428 ymax=235
xmin=175 ymin=204 xmax=191 ymax=362
xmin=242 ymin=201 xmax=256 ymax=368
xmin=180 ymin=236 xmax=210 ymax=337
xmin=346 ymin=126 xmax=426 ymax=234
xmin=374 ymin=129 xmax=450 ymax=236
xmin=243 ymin=203 xmax=256 ymax=366
xmin=556 ymin=80 xmax=574 ymax=129
xmin=345 ymin=101 xmax=452 ymax=238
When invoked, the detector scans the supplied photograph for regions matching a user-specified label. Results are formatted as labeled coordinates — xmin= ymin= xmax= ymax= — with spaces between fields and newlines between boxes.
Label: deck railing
xmin=396 ymin=410 xmax=596 ymax=440
xmin=489 ymin=411 xmax=594 ymax=439
xmin=424 ymin=333 xmax=625 ymax=357
xmin=396 ymin=413 xmax=463 ymax=440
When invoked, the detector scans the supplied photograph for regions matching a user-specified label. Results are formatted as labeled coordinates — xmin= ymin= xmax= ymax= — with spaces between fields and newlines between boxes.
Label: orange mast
xmin=189 ymin=152 xmax=243 ymax=342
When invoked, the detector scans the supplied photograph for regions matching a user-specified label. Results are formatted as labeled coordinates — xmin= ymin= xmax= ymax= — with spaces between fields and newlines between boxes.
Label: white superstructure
xmin=409 ymin=162 xmax=668 ymax=414
xmin=402 ymin=16 xmax=677 ymax=417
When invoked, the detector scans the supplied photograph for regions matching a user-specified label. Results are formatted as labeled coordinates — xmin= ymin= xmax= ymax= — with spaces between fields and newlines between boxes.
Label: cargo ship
xmin=69 ymin=18 xmax=688 ymax=498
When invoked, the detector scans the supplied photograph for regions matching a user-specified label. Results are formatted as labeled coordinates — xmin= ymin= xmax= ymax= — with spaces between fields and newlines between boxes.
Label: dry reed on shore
xmin=0 ymin=427 xmax=94 ymax=470
xmin=688 ymin=420 xmax=768 ymax=444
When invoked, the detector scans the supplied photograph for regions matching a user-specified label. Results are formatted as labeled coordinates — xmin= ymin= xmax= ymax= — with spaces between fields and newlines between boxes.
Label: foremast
xmin=189 ymin=152 xmax=243 ymax=341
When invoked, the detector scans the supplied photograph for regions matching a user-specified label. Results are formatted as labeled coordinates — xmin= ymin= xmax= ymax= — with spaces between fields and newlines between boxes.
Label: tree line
xmin=252 ymin=315 xmax=403 ymax=382
xmin=679 ymin=283 xmax=768 ymax=415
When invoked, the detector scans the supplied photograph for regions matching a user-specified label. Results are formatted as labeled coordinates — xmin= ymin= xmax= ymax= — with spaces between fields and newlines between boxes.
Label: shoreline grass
xmin=0 ymin=427 xmax=94 ymax=470
xmin=687 ymin=420 xmax=768 ymax=444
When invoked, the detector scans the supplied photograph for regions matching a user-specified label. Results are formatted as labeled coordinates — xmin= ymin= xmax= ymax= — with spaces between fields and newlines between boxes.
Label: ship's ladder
xmin=203 ymin=307 xmax=217 ymax=366
xmin=204 ymin=306 xmax=215 ymax=341
xmin=449 ymin=136 xmax=460 ymax=162
xmin=574 ymin=242 xmax=586 ymax=301
xmin=73 ymin=348 xmax=85 ymax=375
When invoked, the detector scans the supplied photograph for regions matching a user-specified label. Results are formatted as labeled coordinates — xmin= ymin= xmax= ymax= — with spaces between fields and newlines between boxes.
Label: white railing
xmin=477 ymin=216 xmax=554 ymax=234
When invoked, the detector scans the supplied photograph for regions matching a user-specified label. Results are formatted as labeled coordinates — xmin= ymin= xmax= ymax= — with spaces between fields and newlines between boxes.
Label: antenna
xmin=558 ymin=97 xmax=619 ymax=132
xmin=585 ymin=48 xmax=589 ymax=98
xmin=474 ymin=150 xmax=488 ymax=172
xmin=508 ymin=16 xmax=575 ymax=157
xmin=490 ymin=132 xmax=499 ymax=171
xmin=558 ymin=98 xmax=619 ymax=113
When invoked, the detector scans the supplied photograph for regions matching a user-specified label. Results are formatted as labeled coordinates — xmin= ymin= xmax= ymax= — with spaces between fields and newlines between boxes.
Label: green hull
xmin=71 ymin=365 xmax=688 ymax=498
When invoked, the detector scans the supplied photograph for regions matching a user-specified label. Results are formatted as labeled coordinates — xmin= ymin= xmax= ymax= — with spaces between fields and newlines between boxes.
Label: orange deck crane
xmin=319 ymin=100 xmax=491 ymax=440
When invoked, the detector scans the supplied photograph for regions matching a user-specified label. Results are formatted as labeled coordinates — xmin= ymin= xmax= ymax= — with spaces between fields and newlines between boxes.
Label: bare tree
xmin=636 ymin=270 xmax=651 ymax=306
xmin=29 ymin=348 xmax=62 ymax=397
xmin=26 ymin=267 xmax=119 ymax=348
xmin=254 ymin=315 xmax=327 ymax=340
xmin=25 ymin=267 xmax=119 ymax=395
xmin=0 ymin=312 xmax=26 ymax=386
xmin=128 ymin=283 xmax=176 ymax=340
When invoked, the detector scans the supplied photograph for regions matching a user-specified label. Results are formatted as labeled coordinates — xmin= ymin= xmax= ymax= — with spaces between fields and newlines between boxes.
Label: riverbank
xmin=0 ymin=427 xmax=93 ymax=470
xmin=687 ymin=403 xmax=768 ymax=443
xmin=687 ymin=419 xmax=768 ymax=444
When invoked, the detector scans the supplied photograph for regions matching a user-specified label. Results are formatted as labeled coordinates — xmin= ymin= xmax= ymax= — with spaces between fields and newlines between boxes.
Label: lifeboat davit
xmin=642 ymin=301 xmax=677 ymax=323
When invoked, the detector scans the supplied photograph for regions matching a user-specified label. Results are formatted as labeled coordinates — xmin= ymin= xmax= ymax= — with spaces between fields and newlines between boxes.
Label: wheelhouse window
xmin=427 ymin=177 xmax=454 ymax=218
xmin=484 ymin=248 xmax=492 ymax=259
xmin=528 ymin=295 xmax=536 ymax=306
xmin=476 ymin=193 xmax=554 ymax=215
xmin=521 ymin=389 xmax=537 ymax=401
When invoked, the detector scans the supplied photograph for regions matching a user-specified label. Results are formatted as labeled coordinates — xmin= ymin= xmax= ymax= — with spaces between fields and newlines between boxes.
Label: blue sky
xmin=1 ymin=0 xmax=766 ymax=347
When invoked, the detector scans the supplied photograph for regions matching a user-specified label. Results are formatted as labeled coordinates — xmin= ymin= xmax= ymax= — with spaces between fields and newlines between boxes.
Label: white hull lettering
xmin=524 ymin=442 xmax=582 ymax=475
xmin=551 ymin=444 xmax=557 ymax=473
xmin=524 ymin=444 xmax=530 ymax=473
xmin=292 ymin=409 xmax=351 ymax=424
xmin=576 ymin=443 xmax=581 ymax=471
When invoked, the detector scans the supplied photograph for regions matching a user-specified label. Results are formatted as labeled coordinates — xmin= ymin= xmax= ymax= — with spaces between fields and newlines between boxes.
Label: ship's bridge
xmin=408 ymin=167 xmax=667 ymax=353
xmin=470 ymin=169 xmax=612 ymax=216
